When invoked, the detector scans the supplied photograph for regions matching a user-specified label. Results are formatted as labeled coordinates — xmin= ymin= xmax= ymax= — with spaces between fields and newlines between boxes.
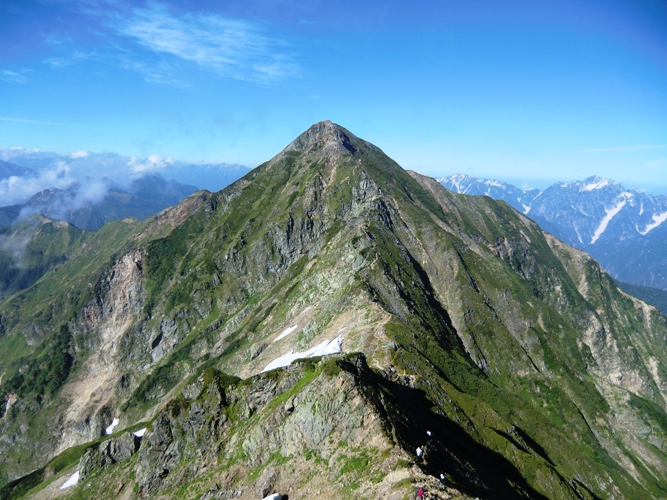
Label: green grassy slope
xmin=615 ymin=280 xmax=667 ymax=317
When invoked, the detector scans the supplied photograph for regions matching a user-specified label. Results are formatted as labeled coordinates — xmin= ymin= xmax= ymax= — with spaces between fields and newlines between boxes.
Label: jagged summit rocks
xmin=284 ymin=120 xmax=359 ymax=158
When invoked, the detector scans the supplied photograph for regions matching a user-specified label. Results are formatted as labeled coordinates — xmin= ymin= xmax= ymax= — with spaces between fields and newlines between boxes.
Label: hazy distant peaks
xmin=0 ymin=160 xmax=35 ymax=180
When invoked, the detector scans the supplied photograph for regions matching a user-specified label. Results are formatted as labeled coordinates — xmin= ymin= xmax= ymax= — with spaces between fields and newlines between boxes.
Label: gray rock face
xmin=129 ymin=357 xmax=397 ymax=498
xmin=79 ymin=433 xmax=140 ymax=480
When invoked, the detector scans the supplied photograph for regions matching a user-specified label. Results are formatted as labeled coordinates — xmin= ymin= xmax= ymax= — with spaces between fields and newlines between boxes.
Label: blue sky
xmin=1 ymin=0 xmax=666 ymax=193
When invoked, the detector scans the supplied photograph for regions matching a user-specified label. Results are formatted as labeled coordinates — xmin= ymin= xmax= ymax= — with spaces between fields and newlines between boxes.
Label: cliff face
xmin=1 ymin=122 xmax=667 ymax=499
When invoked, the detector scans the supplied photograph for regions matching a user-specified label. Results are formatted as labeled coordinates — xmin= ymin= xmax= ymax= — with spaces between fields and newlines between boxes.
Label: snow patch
xmin=582 ymin=179 xmax=610 ymax=191
xmin=521 ymin=204 xmax=531 ymax=214
xmin=444 ymin=174 xmax=473 ymax=194
xmin=273 ymin=325 xmax=298 ymax=343
xmin=60 ymin=471 xmax=79 ymax=490
xmin=484 ymin=179 xmax=504 ymax=188
xmin=262 ymin=335 xmax=343 ymax=372
xmin=591 ymin=200 xmax=626 ymax=244
xmin=105 ymin=418 xmax=119 ymax=435
xmin=262 ymin=495 xmax=281 ymax=500
xmin=133 ymin=428 xmax=147 ymax=438
xmin=640 ymin=212 xmax=667 ymax=235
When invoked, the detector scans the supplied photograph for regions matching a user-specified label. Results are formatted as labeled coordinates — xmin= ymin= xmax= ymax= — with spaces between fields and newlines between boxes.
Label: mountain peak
xmin=579 ymin=175 xmax=614 ymax=192
xmin=284 ymin=120 xmax=358 ymax=158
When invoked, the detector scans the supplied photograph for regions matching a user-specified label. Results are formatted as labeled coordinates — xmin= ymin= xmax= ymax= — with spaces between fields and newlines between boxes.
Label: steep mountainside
xmin=1 ymin=122 xmax=667 ymax=499
xmin=0 ymin=216 xmax=89 ymax=301
xmin=615 ymin=280 xmax=667 ymax=317
xmin=440 ymin=174 xmax=667 ymax=291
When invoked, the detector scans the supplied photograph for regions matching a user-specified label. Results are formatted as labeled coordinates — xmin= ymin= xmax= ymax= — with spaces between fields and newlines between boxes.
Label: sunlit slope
xmin=1 ymin=121 xmax=666 ymax=498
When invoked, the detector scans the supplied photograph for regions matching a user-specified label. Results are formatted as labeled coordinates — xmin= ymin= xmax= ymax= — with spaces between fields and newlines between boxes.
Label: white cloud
xmin=117 ymin=4 xmax=299 ymax=83
xmin=0 ymin=162 xmax=76 ymax=206
xmin=70 ymin=150 xmax=90 ymax=159
xmin=119 ymin=58 xmax=187 ymax=87
xmin=18 ymin=176 xmax=112 ymax=222
xmin=128 ymin=154 xmax=174 ymax=173
xmin=0 ymin=232 xmax=32 ymax=269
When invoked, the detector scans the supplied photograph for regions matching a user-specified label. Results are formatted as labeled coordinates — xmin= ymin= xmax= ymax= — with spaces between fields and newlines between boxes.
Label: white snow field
xmin=105 ymin=418 xmax=119 ymax=435
xmin=591 ymin=200 xmax=626 ymax=244
xmin=262 ymin=334 xmax=343 ymax=372
xmin=641 ymin=212 xmax=667 ymax=235
xmin=273 ymin=325 xmax=298 ymax=343
xmin=59 ymin=471 xmax=79 ymax=490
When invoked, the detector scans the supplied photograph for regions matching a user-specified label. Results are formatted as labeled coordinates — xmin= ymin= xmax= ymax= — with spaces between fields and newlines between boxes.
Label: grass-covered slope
xmin=1 ymin=122 xmax=667 ymax=498
xmin=615 ymin=280 xmax=667 ymax=317
xmin=0 ymin=216 xmax=88 ymax=301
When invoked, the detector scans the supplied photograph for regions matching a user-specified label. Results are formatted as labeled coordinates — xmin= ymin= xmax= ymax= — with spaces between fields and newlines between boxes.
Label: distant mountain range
xmin=0 ymin=174 xmax=199 ymax=231
xmin=440 ymin=174 xmax=667 ymax=291
xmin=0 ymin=160 xmax=34 ymax=179
xmin=0 ymin=151 xmax=251 ymax=230
xmin=0 ymin=149 xmax=250 ymax=194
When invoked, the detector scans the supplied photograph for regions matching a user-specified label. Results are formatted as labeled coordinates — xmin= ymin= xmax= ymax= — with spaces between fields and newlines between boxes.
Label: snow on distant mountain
xmin=440 ymin=174 xmax=667 ymax=291
xmin=438 ymin=174 xmax=542 ymax=214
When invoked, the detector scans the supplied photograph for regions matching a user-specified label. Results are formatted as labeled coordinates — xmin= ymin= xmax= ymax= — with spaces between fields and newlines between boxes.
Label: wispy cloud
xmin=0 ymin=116 xmax=94 ymax=129
xmin=116 ymin=4 xmax=299 ymax=83
xmin=119 ymin=58 xmax=186 ymax=86
xmin=646 ymin=158 xmax=667 ymax=168
xmin=0 ymin=69 xmax=30 ymax=83
xmin=582 ymin=144 xmax=667 ymax=152
xmin=44 ymin=57 xmax=73 ymax=68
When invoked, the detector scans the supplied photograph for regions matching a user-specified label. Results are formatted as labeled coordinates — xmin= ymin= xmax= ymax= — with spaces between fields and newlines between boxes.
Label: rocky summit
xmin=1 ymin=121 xmax=667 ymax=499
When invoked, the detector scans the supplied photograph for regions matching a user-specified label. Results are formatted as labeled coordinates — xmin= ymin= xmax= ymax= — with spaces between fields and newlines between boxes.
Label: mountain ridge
xmin=0 ymin=122 xmax=666 ymax=499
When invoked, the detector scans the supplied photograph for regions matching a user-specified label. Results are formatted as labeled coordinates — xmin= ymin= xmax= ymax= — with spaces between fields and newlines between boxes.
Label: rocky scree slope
xmin=1 ymin=121 xmax=667 ymax=499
